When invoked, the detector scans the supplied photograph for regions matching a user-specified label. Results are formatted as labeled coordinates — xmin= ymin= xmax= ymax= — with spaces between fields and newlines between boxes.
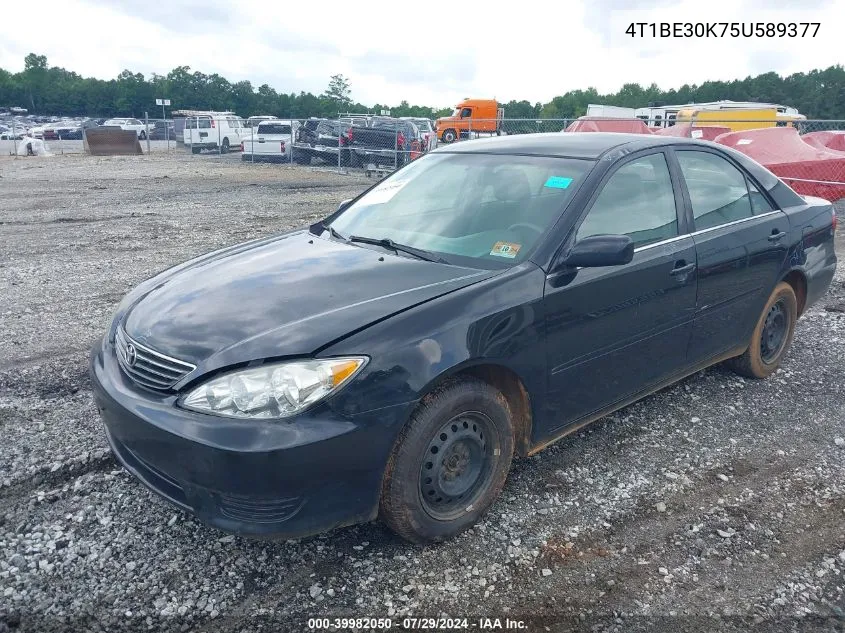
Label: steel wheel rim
xmin=760 ymin=299 xmax=788 ymax=364
xmin=419 ymin=411 xmax=497 ymax=521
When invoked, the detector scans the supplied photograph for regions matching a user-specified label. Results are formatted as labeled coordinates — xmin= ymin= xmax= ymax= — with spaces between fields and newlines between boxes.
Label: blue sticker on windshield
xmin=545 ymin=176 xmax=573 ymax=189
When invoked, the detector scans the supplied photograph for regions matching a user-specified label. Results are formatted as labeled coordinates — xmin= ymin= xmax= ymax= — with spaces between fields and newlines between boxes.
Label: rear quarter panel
xmin=783 ymin=196 xmax=838 ymax=311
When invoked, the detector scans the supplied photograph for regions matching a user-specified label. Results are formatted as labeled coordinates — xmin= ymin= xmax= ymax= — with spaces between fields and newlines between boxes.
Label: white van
xmin=184 ymin=112 xmax=247 ymax=153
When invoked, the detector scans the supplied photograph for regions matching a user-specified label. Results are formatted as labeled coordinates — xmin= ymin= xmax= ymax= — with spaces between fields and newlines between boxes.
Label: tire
xmin=139 ymin=131 xmax=146 ymax=140
xmin=727 ymin=281 xmax=798 ymax=379
xmin=380 ymin=377 xmax=514 ymax=544
xmin=191 ymin=147 xmax=201 ymax=155
xmin=294 ymin=153 xmax=311 ymax=165
xmin=221 ymin=138 xmax=230 ymax=154
xmin=442 ymin=129 xmax=457 ymax=143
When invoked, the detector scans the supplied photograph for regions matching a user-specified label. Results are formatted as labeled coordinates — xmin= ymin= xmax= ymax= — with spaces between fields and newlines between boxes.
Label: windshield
xmin=328 ymin=153 xmax=593 ymax=268
xmin=451 ymin=108 xmax=461 ymax=117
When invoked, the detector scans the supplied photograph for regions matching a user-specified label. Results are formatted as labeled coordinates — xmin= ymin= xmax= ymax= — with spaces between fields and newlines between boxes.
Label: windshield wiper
xmin=348 ymin=235 xmax=450 ymax=264
xmin=310 ymin=220 xmax=347 ymax=242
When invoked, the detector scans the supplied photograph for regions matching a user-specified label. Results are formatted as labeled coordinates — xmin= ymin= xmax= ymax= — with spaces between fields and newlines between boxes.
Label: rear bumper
xmin=89 ymin=337 xmax=410 ymax=539
xmin=241 ymin=153 xmax=289 ymax=162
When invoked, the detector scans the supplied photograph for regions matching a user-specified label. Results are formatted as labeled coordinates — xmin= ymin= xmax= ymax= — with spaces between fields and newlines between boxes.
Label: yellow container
xmin=675 ymin=107 xmax=805 ymax=131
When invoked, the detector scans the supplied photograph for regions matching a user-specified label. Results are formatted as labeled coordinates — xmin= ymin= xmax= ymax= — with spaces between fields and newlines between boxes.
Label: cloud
xmin=0 ymin=0 xmax=842 ymax=109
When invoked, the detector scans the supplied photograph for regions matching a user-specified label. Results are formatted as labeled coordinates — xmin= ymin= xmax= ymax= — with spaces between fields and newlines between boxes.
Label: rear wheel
xmin=379 ymin=378 xmax=514 ymax=544
xmin=191 ymin=147 xmax=201 ymax=155
xmin=727 ymin=281 xmax=797 ymax=379
xmin=221 ymin=138 xmax=230 ymax=154
xmin=138 ymin=131 xmax=146 ymax=140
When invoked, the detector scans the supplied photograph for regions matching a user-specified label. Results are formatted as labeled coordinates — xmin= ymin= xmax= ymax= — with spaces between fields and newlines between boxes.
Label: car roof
xmin=435 ymin=132 xmax=683 ymax=159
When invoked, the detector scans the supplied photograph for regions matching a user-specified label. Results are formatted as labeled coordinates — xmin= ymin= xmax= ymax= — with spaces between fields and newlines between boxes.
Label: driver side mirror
xmin=337 ymin=198 xmax=353 ymax=212
xmin=560 ymin=234 xmax=634 ymax=268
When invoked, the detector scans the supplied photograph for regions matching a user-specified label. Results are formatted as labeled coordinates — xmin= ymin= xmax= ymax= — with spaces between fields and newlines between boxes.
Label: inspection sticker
xmin=490 ymin=241 xmax=521 ymax=258
xmin=544 ymin=176 xmax=573 ymax=189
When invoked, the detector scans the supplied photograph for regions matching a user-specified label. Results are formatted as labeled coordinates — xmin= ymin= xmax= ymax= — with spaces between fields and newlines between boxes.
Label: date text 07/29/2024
xmin=306 ymin=617 xmax=528 ymax=630
xmin=624 ymin=22 xmax=820 ymax=38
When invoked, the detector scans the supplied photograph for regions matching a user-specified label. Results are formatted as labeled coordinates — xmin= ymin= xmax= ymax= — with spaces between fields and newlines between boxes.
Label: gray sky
xmin=1 ymin=0 xmax=842 ymax=108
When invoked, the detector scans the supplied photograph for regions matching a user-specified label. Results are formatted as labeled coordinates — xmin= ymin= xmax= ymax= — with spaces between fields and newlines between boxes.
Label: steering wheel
xmin=507 ymin=223 xmax=545 ymax=238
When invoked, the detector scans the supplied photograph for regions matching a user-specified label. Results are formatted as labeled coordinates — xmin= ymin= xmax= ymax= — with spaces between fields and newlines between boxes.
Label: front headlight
xmin=178 ymin=357 xmax=368 ymax=419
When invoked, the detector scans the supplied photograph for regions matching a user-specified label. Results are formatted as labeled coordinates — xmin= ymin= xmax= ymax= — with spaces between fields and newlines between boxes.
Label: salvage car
xmin=90 ymin=133 xmax=837 ymax=544
xmin=102 ymin=118 xmax=149 ymax=139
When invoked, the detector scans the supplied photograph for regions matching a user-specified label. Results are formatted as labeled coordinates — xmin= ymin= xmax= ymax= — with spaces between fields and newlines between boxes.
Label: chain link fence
xmin=0 ymin=115 xmax=181 ymax=156
xmin=3 ymin=112 xmax=845 ymax=201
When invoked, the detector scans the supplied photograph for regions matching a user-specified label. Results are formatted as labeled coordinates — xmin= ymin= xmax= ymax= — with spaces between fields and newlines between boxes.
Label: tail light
xmin=240 ymin=142 xmax=244 ymax=152
xmin=210 ymin=119 xmax=215 ymax=128
xmin=833 ymin=208 xmax=838 ymax=233
xmin=280 ymin=141 xmax=286 ymax=152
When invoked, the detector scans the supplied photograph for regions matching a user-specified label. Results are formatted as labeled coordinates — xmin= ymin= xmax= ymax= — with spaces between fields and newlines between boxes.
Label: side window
xmin=748 ymin=179 xmax=775 ymax=214
xmin=576 ymin=153 xmax=678 ymax=248
xmin=460 ymin=107 xmax=472 ymax=118
xmin=677 ymin=151 xmax=753 ymax=231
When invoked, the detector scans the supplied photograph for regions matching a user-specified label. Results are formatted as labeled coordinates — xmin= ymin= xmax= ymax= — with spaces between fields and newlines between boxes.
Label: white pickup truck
xmin=240 ymin=120 xmax=300 ymax=162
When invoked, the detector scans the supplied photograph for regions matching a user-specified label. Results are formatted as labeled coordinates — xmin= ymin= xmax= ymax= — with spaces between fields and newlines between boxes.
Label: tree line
xmin=2 ymin=53 xmax=845 ymax=121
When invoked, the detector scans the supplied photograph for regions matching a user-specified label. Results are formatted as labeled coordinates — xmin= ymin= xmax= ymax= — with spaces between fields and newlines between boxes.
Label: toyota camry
xmin=91 ymin=133 xmax=838 ymax=543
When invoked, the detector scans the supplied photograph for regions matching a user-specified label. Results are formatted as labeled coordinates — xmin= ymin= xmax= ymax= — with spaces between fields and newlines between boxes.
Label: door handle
xmin=768 ymin=230 xmax=787 ymax=242
xmin=670 ymin=262 xmax=696 ymax=277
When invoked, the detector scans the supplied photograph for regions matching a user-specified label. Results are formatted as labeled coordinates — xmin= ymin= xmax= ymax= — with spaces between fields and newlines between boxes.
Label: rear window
xmin=257 ymin=124 xmax=291 ymax=135
xmin=185 ymin=117 xmax=212 ymax=129
xmin=316 ymin=121 xmax=341 ymax=135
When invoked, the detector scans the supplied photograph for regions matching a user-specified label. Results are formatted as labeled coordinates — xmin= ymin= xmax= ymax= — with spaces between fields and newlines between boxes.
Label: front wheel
xmin=379 ymin=378 xmax=514 ymax=544
xmin=221 ymin=138 xmax=230 ymax=154
xmin=727 ymin=281 xmax=798 ymax=379
xmin=442 ymin=129 xmax=457 ymax=143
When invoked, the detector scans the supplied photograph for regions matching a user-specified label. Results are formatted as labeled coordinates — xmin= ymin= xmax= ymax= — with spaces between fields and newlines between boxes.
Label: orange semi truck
xmin=435 ymin=99 xmax=504 ymax=143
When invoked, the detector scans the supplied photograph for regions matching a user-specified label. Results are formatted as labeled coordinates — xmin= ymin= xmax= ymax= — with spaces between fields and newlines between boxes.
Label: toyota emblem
xmin=125 ymin=343 xmax=137 ymax=367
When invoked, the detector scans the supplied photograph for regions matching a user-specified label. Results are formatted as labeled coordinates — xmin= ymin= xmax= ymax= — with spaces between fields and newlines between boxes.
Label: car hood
xmin=123 ymin=230 xmax=495 ymax=372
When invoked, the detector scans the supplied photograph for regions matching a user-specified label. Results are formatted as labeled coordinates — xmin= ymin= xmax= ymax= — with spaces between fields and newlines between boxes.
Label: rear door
xmin=673 ymin=148 xmax=790 ymax=364
xmin=543 ymin=150 xmax=698 ymax=433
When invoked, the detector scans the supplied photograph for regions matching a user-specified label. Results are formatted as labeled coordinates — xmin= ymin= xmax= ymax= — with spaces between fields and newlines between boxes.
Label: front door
xmin=673 ymin=149 xmax=790 ymax=363
xmin=542 ymin=151 xmax=698 ymax=435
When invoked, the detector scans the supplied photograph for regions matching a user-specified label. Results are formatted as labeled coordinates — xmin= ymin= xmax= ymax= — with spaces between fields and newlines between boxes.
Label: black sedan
xmin=90 ymin=133 xmax=838 ymax=544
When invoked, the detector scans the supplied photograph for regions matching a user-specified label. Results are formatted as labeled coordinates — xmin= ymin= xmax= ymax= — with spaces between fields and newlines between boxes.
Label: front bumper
xmin=89 ymin=337 xmax=410 ymax=539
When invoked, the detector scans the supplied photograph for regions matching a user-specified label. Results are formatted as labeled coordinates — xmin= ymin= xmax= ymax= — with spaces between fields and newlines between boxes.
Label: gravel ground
xmin=0 ymin=152 xmax=843 ymax=633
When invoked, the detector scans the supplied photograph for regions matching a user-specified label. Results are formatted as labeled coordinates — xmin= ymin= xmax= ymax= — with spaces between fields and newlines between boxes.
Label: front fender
xmin=323 ymin=263 xmax=548 ymax=425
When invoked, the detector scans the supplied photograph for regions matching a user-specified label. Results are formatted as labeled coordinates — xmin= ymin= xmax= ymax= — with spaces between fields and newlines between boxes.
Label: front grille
xmin=115 ymin=327 xmax=196 ymax=391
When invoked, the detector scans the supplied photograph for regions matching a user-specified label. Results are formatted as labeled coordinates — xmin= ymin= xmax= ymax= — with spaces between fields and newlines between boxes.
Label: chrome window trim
xmin=688 ymin=210 xmax=781 ymax=237
xmin=633 ymin=234 xmax=690 ymax=252
xmin=631 ymin=210 xmax=781 ymax=253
